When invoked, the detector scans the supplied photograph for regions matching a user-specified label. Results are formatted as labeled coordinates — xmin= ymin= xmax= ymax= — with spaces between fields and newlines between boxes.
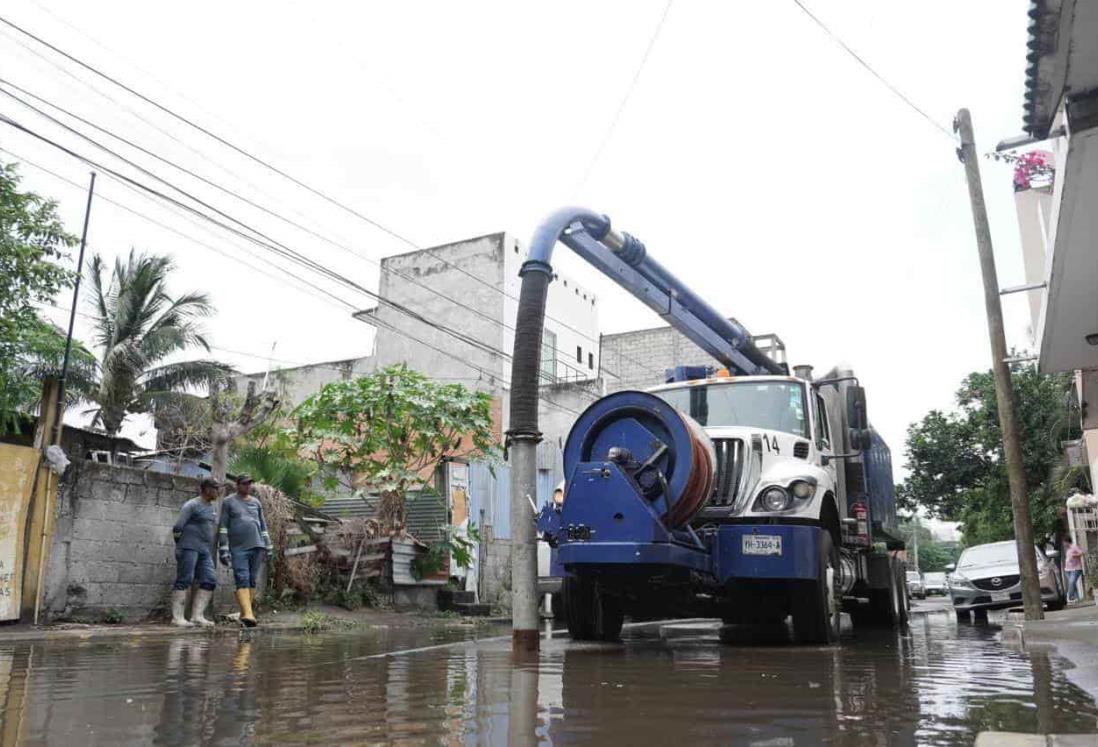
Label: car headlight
xmin=950 ymin=574 xmax=974 ymax=589
xmin=758 ymin=486 xmax=792 ymax=512
xmin=790 ymin=479 xmax=816 ymax=499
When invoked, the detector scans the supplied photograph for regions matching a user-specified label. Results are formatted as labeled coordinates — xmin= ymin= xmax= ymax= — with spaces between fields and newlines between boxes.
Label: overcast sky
xmin=3 ymin=0 xmax=1034 ymax=503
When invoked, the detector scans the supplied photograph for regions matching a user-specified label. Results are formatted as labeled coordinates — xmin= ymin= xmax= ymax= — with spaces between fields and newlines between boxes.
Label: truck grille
xmin=711 ymin=438 xmax=744 ymax=506
xmin=972 ymin=575 xmax=1019 ymax=591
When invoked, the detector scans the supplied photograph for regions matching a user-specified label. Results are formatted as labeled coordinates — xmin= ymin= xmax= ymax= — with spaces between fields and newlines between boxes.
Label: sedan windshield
xmin=656 ymin=382 xmax=808 ymax=437
xmin=906 ymin=572 xmax=921 ymax=581
xmin=958 ymin=542 xmax=1029 ymax=568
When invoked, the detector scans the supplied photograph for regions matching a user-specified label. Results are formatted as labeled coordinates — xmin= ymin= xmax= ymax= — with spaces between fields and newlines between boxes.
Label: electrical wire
xmin=0 ymin=78 xmax=613 ymax=383
xmin=790 ymin=0 xmax=953 ymax=139
xmin=6 ymin=145 xmax=591 ymax=417
xmin=0 ymin=111 xmax=516 ymax=368
xmin=0 ymin=14 xmax=655 ymax=359
xmin=576 ymin=0 xmax=675 ymax=191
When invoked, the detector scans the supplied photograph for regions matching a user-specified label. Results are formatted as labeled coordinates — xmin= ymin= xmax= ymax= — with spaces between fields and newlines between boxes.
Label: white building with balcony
xmin=1010 ymin=0 xmax=1098 ymax=488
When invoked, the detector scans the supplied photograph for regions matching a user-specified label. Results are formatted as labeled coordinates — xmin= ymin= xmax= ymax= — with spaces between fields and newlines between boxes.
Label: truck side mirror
xmin=944 ymin=563 xmax=955 ymax=572
xmin=846 ymin=386 xmax=868 ymax=431
xmin=846 ymin=386 xmax=869 ymax=450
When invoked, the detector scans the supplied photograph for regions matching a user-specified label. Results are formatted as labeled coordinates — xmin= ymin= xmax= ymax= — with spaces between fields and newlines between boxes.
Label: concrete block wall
xmin=600 ymin=324 xmax=715 ymax=393
xmin=42 ymin=461 xmax=236 ymax=622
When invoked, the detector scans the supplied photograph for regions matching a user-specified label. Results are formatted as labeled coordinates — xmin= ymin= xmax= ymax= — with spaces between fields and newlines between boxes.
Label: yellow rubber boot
xmin=248 ymin=588 xmax=258 ymax=622
xmin=236 ymin=588 xmax=257 ymax=627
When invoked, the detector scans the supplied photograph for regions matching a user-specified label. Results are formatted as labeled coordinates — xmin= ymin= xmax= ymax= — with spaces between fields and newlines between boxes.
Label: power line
xmin=3 ymin=146 xmax=363 ymax=316
xmin=5 ymin=145 xmax=590 ymax=417
xmin=577 ymin=0 xmax=675 ymax=191
xmin=0 ymin=111 xmax=515 ymax=371
xmin=0 ymin=79 xmax=611 ymax=383
xmin=790 ymin=0 xmax=952 ymax=139
xmin=0 ymin=14 xmax=641 ymax=356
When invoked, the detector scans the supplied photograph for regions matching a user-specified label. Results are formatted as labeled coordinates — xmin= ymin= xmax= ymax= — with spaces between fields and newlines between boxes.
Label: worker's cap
xmin=234 ymin=474 xmax=254 ymax=485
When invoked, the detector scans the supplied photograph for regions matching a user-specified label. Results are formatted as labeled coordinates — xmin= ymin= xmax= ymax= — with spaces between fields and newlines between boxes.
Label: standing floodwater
xmin=0 ymin=610 xmax=1093 ymax=745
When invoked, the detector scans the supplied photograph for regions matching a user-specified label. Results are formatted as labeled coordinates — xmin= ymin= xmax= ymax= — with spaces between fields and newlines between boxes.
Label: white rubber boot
xmin=171 ymin=589 xmax=194 ymax=627
xmin=190 ymin=589 xmax=214 ymax=627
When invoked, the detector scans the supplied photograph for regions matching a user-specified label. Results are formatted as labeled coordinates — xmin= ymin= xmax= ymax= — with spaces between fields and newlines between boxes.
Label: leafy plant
xmin=291 ymin=365 xmax=497 ymax=532
xmin=230 ymin=443 xmax=318 ymax=504
xmin=898 ymin=366 xmax=1086 ymax=545
xmin=413 ymin=522 xmax=481 ymax=579
xmin=85 ymin=249 xmax=235 ymax=435
xmin=300 ymin=611 xmax=331 ymax=634
xmin=102 ymin=608 xmax=124 ymax=624
xmin=0 ymin=160 xmax=84 ymax=431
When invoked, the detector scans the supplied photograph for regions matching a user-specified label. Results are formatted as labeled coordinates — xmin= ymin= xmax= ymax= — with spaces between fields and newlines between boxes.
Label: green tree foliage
xmin=0 ymin=160 xmax=91 ymax=430
xmin=897 ymin=518 xmax=961 ymax=572
xmin=897 ymin=367 xmax=1085 ymax=545
xmin=86 ymin=249 xmax=234 ymax=434
xmin=291 ymin=365 xmax=497 ymax=532
xmin=229 ymin=396 xmax=317 ymax=504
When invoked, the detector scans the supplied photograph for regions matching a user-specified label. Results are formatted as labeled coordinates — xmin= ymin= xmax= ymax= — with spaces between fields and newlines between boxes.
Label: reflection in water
xmin=0 ymin=615 xmax=1090 ymax=745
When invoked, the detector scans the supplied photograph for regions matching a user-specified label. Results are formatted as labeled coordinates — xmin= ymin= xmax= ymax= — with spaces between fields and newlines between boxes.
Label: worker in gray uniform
xmin=218 ymin=474 xmax=273 ymax=627
xmin=171 ymin=478 xmax=220 ymax=627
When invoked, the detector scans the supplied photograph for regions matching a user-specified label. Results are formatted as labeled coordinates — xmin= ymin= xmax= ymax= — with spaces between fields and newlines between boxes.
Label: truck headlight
xmin=758 ymin=486 xmax=792 ymax=512
xmin=950 ymin=574 xmax=974 ymax=589
xmin=790 ymin=480 xmax=816 ymax=499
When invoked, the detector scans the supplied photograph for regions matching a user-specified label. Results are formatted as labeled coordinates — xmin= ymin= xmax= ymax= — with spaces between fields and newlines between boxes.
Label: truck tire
xmin=893 ymin=560 xmax=910 ymax=625
xmin=563 ymin=576 xmax=596 ymax=640
xmin=563 ymin=576 xmax=624 ymax=641
xmin=865 ymin=557 xmax=908 ymax=627
xmin=792 ymin=532 xmax=841 ymax=645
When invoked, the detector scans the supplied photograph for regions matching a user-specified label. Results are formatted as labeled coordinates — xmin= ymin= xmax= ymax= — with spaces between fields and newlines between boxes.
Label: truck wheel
xmin=866 ymin=557 xmax=907 ymax=627
xmin=593 ymin=586 xmax=624 ymax=641
xmin=893 ymin=560 xmax=910 ymax=625
xmin=564 ymin=577 xmax=623 ymax=641
xmin=563 ymin=576 xmax=596 ymax=640
xmin=792 ymin=532 xmax=841 ymax=645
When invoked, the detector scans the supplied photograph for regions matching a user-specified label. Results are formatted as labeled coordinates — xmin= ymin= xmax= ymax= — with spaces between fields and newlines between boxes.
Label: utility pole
xmin=954 ymin=109 xmax=1043 ymax=621
xmin=53 ymin=172 xmax=96 ymax=443
xmin=912 ymin=514 xmax=920 ymax=572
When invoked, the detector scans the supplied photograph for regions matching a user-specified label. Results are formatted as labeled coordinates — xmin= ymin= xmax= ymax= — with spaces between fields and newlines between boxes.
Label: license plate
xmin=742 ymin=534 xmax=782 ymax=556
xmin=991 ymin=591 xmax=1011 ymax=603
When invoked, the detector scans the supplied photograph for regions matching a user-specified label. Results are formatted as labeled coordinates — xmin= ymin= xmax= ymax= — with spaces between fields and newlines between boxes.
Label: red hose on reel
xmin=665 ymin=413 xmax=716 ymax=528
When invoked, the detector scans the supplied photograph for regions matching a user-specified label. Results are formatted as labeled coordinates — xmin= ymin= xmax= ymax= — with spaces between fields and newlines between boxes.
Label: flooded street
xmin=0 ymin=605 xmax=1094 ymax=745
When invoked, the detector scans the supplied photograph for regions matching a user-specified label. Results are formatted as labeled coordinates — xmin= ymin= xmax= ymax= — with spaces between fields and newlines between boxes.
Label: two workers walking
xmin=171 ymin=474 xmax=274 ymax=627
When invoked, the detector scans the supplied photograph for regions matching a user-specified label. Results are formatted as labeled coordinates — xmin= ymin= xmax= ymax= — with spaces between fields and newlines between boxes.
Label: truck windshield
xmin=656 ymin=381 xmax=808 ymax=437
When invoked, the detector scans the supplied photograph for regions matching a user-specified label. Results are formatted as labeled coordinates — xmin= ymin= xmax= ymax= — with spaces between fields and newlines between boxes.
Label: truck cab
xmin=650 ymin=373 xmax=840 ymax=530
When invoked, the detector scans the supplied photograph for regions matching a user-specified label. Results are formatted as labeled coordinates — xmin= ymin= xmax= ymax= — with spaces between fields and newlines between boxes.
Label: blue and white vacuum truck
xmin=509 ymin=209 xmax=906 ymax=646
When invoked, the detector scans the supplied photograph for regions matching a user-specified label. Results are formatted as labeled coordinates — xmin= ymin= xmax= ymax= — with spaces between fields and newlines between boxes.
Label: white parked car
xmin=947 ymin=540 xmax=1065 ymax=621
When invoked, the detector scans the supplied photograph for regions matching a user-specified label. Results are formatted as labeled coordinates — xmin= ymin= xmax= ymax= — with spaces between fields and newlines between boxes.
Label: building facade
xmin=1011 ymin=1 xmax=1098 ymax=490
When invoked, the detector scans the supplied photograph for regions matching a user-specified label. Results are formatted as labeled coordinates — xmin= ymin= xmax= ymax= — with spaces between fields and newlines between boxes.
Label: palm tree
xmin=87 ymin=249 xmax=234 ymax=435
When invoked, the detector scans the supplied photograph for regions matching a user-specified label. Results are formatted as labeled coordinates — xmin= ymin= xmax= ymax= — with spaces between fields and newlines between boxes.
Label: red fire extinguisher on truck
xmin=850 ymin=501 xmax=870 ymax=546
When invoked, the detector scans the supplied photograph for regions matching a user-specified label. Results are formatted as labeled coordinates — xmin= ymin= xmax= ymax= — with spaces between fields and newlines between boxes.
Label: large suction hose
xmin=508 ymin=208 xmax=608 ymax=653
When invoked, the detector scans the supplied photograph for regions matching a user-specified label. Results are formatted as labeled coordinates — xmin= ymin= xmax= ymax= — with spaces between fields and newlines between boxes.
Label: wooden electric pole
xmin=954 ymin=109 xmax=1044 ymax=621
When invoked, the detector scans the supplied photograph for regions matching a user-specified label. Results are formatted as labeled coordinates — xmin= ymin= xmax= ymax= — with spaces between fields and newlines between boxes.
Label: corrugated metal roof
xmin=319 ymin=495 xmax=378 ymax=519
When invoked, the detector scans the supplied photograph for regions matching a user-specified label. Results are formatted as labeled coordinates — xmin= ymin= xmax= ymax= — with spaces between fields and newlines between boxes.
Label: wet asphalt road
xmin=0 ymin=598 xmax=1093 ymax=746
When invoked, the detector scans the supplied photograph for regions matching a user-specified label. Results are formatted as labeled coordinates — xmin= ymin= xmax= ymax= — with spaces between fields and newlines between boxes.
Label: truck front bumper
xmin=715 ymin=524 xmax=822 ymax=584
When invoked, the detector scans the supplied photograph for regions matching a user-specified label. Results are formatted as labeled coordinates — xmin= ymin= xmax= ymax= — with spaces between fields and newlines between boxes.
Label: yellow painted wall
xmin=0 ymin=444 xmax=36 ymax=621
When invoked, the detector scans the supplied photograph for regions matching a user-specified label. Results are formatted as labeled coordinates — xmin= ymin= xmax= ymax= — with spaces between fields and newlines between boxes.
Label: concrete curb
xmin=976 ymin=733 xmax=1098 ymax=746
